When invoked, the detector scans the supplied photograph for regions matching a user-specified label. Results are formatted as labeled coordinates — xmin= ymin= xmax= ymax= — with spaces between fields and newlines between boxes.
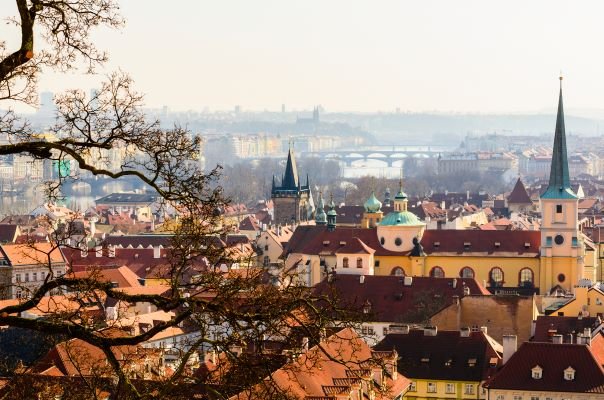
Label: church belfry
xmin=539 ymin=76 xmax=584 ymax=293
xmin=271 ymin=146 xmax=311 ymax=225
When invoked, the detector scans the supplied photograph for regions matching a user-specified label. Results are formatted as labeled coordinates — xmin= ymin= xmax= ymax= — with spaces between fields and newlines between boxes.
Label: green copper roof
xmin=315 ymin=209 xmax=327 ymax=224
xmin=326 ymin=199 xmax=337 ymax=216
xmin=379 ymin=211 xmax=424 ymax=226
xmin=364 ymin=191 xmax=382 ymax=213
xmin=541 ymin=80 xmax=577 ymax=200
xmin=315 ymin=192 xmax=327 ymax=224
xmin=394 ymin=188 xmax=408 ymax=200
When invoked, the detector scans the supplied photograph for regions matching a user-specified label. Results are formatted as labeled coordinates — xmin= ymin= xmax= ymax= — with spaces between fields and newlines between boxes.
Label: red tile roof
xmin=103 ymin=235 xmax=173 ymax=248
xmin=486 ymin=342 xmax=604 ymax=393
xmin=285 ymin=226 xmax=404 ymax=257
xmin=335 ymin=237 xmax=375 ymax=255
xmin=62 ymin=247 xmax=168 ymax=278
xmin=421 ymin=230 xmax=540 ymax=257
xmin=532 ymin=316 xmax=601 ymax=343
xmin=312 ymin=275 xmax=490 ymax=323
xmin=375 ymin=329 xmax=501 ymax=382
xmin=238 ymin=216 xmax=260 ymax=231
xmin=286 ymin=226 xmax=541 ymax=259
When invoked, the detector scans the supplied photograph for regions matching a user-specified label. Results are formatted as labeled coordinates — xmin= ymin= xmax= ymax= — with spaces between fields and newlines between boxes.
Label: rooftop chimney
xmin=423 ymin=326 xmax=438 ymax=336
xmin=390 ymin=325 xmax=410 ymax=334
xmin=502 ymin=335 xmax=517 ymax=364
xmin=403 ymin=276 xmax=413 ymax=286
xmin=552 ymin=334 xmax=563 ymax=344
xmin=480 ymin=326 xmax=488 ymax=334
xmin=360 ymin=275 xmax=365 ymax=284
xmin=460 ymin=327 xmax=471 ymax=337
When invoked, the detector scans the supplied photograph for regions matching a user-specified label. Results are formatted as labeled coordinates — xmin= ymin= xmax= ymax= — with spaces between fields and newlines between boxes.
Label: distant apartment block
xmin=438 ymin=152 xmax=518 ymax=175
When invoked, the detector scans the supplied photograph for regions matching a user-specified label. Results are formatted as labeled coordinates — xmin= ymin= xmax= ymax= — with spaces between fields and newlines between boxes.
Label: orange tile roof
xmin=1 ymin=242 xmax=65 ymax=266
xmin=71 ymin=265 xmax=142 ymax=288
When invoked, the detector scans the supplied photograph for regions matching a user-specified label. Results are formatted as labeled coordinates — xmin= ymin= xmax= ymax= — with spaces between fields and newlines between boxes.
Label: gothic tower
xmin=539 ymin=77 xmax=585 ymax=293
xmin=271 ymin=147 xmax=311 ymax=225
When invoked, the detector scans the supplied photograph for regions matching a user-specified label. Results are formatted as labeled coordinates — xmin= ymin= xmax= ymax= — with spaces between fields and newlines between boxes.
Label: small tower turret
xmin=361 ymin=191 xmax=383 ymax=228
xmin=315 ymin=191 xmax=327 ymax=226
xmin=326 ymin=194 xmax=337 ymax=232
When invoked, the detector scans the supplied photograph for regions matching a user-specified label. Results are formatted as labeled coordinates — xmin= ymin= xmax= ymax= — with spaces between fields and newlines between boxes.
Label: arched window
xmin=489 ymin=267 xmax=504 ymax=287
xmin=460 ymin=267 xmax=475 ymax=279
xmin=343 ymin=257 xmax=349 ymax=268
xmin=356 ymin=257 xmax=363 ymax=268
xmin=430 ymin=266 xmax=445 ymax=278
xmin=391 ymin=267 xmax=405 ymax=276
xmin=519 ymin=268 xmax=534 ymax=287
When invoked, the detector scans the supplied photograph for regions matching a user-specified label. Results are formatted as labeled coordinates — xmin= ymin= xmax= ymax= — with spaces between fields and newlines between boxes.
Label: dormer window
xmin=532 ymin=365 xmax=543 ymax=380
xmin=564 ymin=366 xmax=575 ymax=381
xmin=434 ymin=241 xmax=440 ymax=248
xmin=494 ymin=242 xmax=501 ymax=248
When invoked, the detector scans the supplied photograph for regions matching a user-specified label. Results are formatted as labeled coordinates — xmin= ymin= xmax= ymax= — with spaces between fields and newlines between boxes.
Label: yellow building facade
xmin=286 ymin=82 xmax=592 ymax=296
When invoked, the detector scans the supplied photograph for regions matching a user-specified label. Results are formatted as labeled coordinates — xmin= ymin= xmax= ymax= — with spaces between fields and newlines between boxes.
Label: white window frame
xmin=464 ymin=384 xmax=474 ymax=395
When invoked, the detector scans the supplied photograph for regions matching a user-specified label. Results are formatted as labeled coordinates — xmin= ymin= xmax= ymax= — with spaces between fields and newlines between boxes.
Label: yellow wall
xmin=554 ymin=286 xmax=604 ymax=317
xmin=373 ymin=254 xmax=540 ymax=289
xmin=406 ymin=379 xmax=483 ymax=399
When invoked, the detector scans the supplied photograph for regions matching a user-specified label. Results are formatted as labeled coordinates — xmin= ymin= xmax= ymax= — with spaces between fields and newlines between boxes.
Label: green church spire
xmin=541 ymin=76 xmax=577 ymax=199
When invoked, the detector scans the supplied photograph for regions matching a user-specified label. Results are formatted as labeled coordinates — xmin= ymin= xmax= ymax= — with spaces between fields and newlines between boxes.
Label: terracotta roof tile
xmin=1 ymin=242 xmax=65 ymax=266
xmin=533 ymin=316 xmax=601 ymax=343
xmin=313 ymin=275 xmax=490 ymax=323
xmin=375 ymin=330 xmax=501 ymax=382
xmin=486 ymin=342 xmax=604 ymax=393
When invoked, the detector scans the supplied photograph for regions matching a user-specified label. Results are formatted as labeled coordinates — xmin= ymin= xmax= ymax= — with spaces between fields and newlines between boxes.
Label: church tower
xmin=539 ymin=77 xmax=584 ymax=293
xmin=271 ymin=147 xmax=311 ymax=225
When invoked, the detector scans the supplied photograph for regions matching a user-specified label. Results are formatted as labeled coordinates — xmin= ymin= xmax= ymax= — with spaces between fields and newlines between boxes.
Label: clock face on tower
xmin=554 ymin=234 xmax=565 ymax=245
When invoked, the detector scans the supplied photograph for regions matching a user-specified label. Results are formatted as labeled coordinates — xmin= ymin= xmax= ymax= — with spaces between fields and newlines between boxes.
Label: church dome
xmin=364 ymin=191 xmax=382 ymax=213
xmin=379 ymin=210 xmax=422 ymax=226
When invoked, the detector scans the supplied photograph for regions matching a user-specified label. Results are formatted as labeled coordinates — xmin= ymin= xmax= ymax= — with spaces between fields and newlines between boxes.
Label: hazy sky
xmin=3 ymin=1 xmax=604 ymax=113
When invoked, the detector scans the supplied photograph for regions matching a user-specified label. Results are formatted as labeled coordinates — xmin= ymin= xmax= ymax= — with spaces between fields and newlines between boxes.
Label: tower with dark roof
xmin=507 ymin=177 xmax=533 ymax=214
xmin=539 ymin=77 xmax=585 ymax=293
xmin=271 ymin=147 xmax=311 ymax=225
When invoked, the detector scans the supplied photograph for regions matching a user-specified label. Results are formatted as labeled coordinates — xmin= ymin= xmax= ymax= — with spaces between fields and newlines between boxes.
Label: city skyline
xmin=3 ymin=1 xmax=604 ymax=113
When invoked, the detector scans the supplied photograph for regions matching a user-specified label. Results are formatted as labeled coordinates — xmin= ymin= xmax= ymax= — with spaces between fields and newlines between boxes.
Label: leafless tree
xmin=0 ymin=2 xmax=371 ymax=399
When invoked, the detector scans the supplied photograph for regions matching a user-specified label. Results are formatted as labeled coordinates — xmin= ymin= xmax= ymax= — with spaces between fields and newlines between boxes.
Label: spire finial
xmin=559 ymin=72 xmax=563 ymax=89
xmin=399 ymin=166 xmax=404 ymax=191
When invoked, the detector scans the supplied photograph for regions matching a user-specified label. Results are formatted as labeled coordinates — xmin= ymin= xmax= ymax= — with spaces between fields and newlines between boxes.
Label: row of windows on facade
xmin=341 ymin=257 xmax=364 ymax=268
xmin=14 ymin=271 xmax=51 ymax=283
xmin=388 ymin=265 xmax=538 ymax=287
xmin=408 ymin=381 xmax=476 ymax=395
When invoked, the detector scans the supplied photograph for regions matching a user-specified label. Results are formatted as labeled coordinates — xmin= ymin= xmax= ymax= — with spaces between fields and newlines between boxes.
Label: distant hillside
xmin=323 ymin=113 xmax=604 ymax=145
